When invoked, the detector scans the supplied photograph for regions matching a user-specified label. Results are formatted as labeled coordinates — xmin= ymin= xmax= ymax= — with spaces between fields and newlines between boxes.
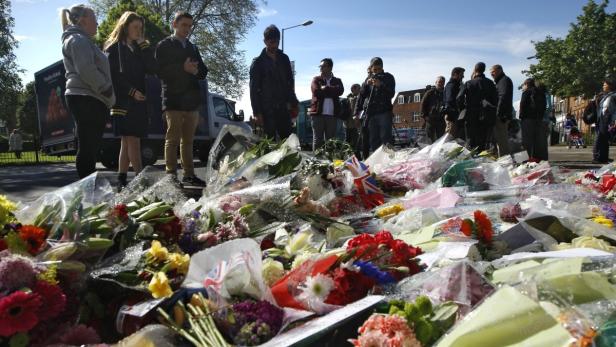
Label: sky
xmin=10 ymin=0 xmax=616 ymax=116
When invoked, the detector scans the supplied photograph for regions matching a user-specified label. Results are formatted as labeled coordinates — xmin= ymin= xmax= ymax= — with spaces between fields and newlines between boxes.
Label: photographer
xmin=421 ymin=76 xmax=445 ymax=142
xmin=356 ymin=57 xmax=396 ymax=153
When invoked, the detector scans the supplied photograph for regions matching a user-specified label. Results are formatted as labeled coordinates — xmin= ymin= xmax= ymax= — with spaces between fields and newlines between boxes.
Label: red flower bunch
xmin=346 ymin=231 xmax=423 ymax=278
xmin=0 ymin=290 xmax=42 ymax=337
xmin=325 ymin=267 xmax=375 ymax=306
xmin=17 ymin=225 xmax=47 ymax=255
xmin=110 ymin=204 xmax=129 ymax=223
xmin=460 ymin=211 xmax=493 ymax=244
xmin=154 ymin=216 xmax=182 ymax=242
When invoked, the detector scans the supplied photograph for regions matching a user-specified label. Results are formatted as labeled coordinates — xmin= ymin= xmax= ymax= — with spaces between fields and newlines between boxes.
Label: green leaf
xmin=9 ymin=333 xmax=29 ymax=347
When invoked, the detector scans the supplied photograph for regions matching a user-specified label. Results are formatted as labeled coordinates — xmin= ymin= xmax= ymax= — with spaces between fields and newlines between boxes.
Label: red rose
xmin=374 ymin=231 xmax=393 ymax=245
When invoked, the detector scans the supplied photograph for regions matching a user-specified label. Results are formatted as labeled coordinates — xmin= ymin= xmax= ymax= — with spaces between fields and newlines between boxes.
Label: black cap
xmin=370 ymin=57 xmax=383 ymax=67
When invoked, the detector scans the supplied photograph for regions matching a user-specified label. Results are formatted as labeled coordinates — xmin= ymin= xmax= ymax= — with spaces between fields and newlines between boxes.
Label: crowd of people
xmin=58 ymin=4 xmax=616 ymax=189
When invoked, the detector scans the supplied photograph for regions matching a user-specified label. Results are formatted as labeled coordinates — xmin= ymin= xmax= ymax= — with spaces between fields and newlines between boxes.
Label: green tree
xmin=0 ymin=0 xmax=22 ymax=131
xmin=91 ymin=0 xmax=261 ymax=99
xmin=96 ymin=0 xmax=170 ymax=48
xmin=17 ymin=81 xmax=38 ymax=137
xmin=526 ymin=0 xmax=616 ymax=98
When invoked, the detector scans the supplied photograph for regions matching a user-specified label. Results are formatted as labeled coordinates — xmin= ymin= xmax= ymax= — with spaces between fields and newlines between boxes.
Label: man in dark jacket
xmin=457 ymin=62 xmax=497 ymax=151
xmin=519 ymin=78 xmax=548 ymax=161
xmin=443 ymin=67 xmax=465 ymax=140
xmin=308 ymin=58 xmax=344 ymax=150
xmin=345 ymin=84 xmax=361 ymax=156
xmin=155 ymin=11 xmax=208 ymax=186
xmin=421 ymin=76 xmax=446 ymax=142
xmin=356 ymin=57 xmax=396 ymax=152
xmin=249 ymin=25 xmax=298 ymax=140
xmin=490 ymin=64 xmax=513 ymax=157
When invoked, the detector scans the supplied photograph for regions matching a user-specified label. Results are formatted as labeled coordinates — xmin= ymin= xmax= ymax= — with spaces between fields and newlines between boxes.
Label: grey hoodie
xmin=61 ymin=25 xmax=115 ymax=108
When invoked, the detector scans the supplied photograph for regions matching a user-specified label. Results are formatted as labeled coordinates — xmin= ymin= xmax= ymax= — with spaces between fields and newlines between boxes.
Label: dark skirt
xmin=113 ymin=100 xmax=148 ymax=138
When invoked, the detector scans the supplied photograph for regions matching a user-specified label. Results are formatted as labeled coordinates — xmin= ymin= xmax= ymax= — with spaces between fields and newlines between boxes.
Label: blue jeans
xmin=368 ymin=112 xmax=393 ymax=152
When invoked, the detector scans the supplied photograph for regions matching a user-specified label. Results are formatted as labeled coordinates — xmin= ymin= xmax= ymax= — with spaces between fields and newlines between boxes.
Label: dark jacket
xmin=249 ymin=48 xmax=298 ymax=116
xmin=106 ymin=41 xmax=157 ymax=116
xmin=421 ymin=87 xmax=444 ymax=122
xmin=494 ymin=73 xmax=514 ymax=121
xmin=155 ymin=36 xmax=208 ymax=111
xmin=456 ymin=74 xmax=498 ymax=123
xmin=308 ymin=75 xmax=344 ymax=116
xmin=519 ymin=87 xmax=546 ymax=120
xmin=443 ymin=79 xmax=462 ymax=121
xmin=356 ymin=72 xmax=396 ymax=116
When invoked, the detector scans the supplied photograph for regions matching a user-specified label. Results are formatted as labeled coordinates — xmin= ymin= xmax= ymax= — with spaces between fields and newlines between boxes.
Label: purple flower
xmin=0 ymin=254 xmax=38 ymax=291
xmin=232 ymin=299 xmax=283 ymax=335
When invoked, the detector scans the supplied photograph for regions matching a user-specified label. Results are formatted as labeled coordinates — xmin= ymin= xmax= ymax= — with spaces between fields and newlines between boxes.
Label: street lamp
xmin=281 ymin=20 xmax=313 ymax=52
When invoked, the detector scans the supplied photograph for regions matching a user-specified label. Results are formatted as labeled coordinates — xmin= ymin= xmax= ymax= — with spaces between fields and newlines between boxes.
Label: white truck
xmin=34 ymin=60 xmax=251 ymax=168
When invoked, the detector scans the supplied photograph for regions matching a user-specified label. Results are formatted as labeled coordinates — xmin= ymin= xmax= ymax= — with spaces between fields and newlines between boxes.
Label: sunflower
xmin=18 ymin=225 xmax=47 ymax=255
xmin=0 ymin=291 xmax=42 ymax=337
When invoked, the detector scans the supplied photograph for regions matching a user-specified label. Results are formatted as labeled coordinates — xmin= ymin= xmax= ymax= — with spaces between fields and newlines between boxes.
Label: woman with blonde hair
xmin=104 ymin=11 xmax=157 ymax=189
xmin=61 ymin=4 xmax=115 ymax=178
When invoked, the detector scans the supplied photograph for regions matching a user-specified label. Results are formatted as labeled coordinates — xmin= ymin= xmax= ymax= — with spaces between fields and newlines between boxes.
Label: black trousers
xmin=593 ymin=116 xmax=610 ymax=162
xmin=345 ymin=127 xmax=360 ymax=157
xmin=65 ymin=95 xmax=109 ymax=179
xmin=466 ymin=120 xmax=492 ymax=152
xmin=262 ymin=107 xmax=293 ymax=140
xmin=426 ymin=119 xmax=446 ymax=143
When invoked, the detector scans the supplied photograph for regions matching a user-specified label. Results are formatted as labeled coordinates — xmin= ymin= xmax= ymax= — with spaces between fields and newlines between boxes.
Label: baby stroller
xmin=566 ymin=125 xmax=586 ymax=149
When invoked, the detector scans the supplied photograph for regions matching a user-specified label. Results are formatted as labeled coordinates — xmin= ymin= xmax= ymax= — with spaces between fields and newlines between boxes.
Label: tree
xmin=17 ymin=82 xmax=38 ymax=137
xmin=0 ymin=0 xmax=22 ymax=131
xmin=96 ymin=0 xmax=170 ymax=48
xmin=526 ymin=0 xmax=616 ymax=98
xmin=91 ymin=0 xmax=261 ymax=99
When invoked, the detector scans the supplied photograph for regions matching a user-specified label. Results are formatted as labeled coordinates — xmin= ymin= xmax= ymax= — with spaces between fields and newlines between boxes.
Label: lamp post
xmin=281 ymin=20 xmax=313 ymax=52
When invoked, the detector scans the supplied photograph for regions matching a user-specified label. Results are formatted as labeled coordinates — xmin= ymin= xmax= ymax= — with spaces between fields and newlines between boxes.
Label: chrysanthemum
xmin=32 ymin=280 xmax=66 ymax=320
xmin=301 ymin=274 xmax=335 ymax=301
xmin=0 ymin=255 xmax=37 ymax=291
xmin=18 ymin=225 xmax=47 ymax=255
xmin=0 ymin=291 xmax=42 ymax=337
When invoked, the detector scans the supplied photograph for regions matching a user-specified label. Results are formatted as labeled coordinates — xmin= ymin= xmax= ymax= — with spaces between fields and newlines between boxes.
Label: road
xmin=0 ymin=145 xmax=611 ymax=203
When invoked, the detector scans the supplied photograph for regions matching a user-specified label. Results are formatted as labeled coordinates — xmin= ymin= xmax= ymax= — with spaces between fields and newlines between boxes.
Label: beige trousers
xmin=164 ymin=110 xmax=199 ymax=176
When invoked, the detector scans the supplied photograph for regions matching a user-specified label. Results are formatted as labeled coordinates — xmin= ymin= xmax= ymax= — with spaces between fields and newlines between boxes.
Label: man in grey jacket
xmin=61 ymin=4 xmax=115 ymax=178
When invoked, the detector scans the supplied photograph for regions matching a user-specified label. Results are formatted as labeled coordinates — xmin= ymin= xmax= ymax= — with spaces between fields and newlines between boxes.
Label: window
xmin=412 ymin=112 xmax=421 ymax=122
xmin=394 ymin=114 xmax=402 ymax=123
xmin=398 ymin=95 xmax=405 ymax=104
xmin=413 ymin=93 xmax=421 ymax=103
xmin=408 ymin=96 xmax=413 ymax=103
xmin=213 ymin=97 xmax=233 ymax=119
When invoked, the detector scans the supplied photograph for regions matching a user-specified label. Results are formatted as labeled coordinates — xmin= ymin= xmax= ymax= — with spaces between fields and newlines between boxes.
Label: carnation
xmin=0 ymin=254 xmax=38 ymax=291
xmin=33 ymin=280 xmax=66 ymax=320
xmin=351 ymin=313 xmax=421 ymax=347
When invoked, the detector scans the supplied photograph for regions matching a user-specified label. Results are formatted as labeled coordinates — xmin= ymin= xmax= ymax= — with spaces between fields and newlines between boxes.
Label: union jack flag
xmin=345 ymin=156 xmax=384 ymax=208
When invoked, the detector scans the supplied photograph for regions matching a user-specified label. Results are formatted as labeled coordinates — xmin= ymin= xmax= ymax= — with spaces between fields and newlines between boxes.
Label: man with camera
xmin=421 ymin=76 xmax=446 ymax=142
xmin=355 ymin=57 xmax=396 ymax=153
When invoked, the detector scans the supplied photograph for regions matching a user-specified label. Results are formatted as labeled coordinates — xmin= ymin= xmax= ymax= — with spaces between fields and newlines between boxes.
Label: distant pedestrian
xmin=61 ymin=4 xmax=115 ymax=179
xmin=105 ymin=11 xmax=158 ymax=188
xmin=490 ymin=64 xmax=513 ymax=157
xmin=249 ymin=25 xmax=299 ymax=141
xmin=443 ymin=67 xmax=465 ymax=140
xmin=457 ymin=62 xmax=497 ymax=151
xmin=308 ymin=58 xmax=344 ymax=151
xmin=519 ymin=78 xmax=548 ymax=161
xmin=8 ymin=129 xmax=23 ymax=159
xmin=593 ymin=76 xmax=616 ymax=164
xmin=156 ymin=11 xmax=208 ymax=186
xmin=345 ymin=84 xmax=361 ymax=155
xmin=357 ymin=57 xmax=396 ymax=152
xmin=421 ymin=76 xmax=446 ymax=142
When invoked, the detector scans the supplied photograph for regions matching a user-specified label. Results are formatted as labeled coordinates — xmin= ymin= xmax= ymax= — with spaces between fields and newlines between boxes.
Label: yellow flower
xmin=0 ymin=195 xmax=17 ymax=225
xmin=333 ymin=160 xmax=344 ymax=167
xmin=148 ymin=240 xmax=168 ymax=262
xmin=168 ymin=253 xmax=190 ymax=275
xmin=148 ymin=272 xmax=173 ymax=298
xmin=592 ymin=216 xmax=614 ymax=228
xmin=376 ymin=204 xmax=404 ymax=219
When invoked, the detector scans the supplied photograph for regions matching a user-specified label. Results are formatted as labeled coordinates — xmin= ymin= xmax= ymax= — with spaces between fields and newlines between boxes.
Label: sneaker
xmin=182 ymin=175 xmax=206 ymax=187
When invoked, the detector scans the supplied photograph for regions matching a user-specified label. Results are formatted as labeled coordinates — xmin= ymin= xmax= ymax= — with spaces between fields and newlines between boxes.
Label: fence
xmin=0 ymin=140 xmax=75 ymax=166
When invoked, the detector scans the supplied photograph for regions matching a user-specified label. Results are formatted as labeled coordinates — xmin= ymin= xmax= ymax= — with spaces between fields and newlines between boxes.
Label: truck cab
xmin=34 ymin=60 xmax=251 ymax=168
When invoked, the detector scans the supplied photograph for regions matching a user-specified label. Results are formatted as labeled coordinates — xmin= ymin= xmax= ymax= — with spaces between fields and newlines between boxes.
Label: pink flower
xmin=58 ymin=324 xmax=101 ymax=345
xmin=351 ymin=314 xmax=421 ymax=347
xmin=0 ymin=255 xmax=38 ymax=291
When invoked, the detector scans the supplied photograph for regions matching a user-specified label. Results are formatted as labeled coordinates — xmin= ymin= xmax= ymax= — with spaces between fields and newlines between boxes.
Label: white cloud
xmin=257 ymin=7 xmax=278 ymax=18
xmin=14 ymin=35 xmax=34 ymax=42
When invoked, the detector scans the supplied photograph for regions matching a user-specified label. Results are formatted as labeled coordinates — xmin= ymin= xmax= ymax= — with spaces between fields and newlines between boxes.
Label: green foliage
xmin=526 ymin=0 xmax=616 ymax=97
xmin=0 ymin=0 xmax=22 ymax=130
xmin=96 ymin=0 xmax=170 ymax=48
xmin=17 ymin=81 xmax=38 ymax=137
xmin=91 ymin=0 xmax=260 ymax=99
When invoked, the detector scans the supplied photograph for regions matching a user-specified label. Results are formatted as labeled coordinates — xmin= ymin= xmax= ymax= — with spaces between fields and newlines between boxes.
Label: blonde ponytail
xmin=60 ymin=4 xmax=92 ymax=31
xmin=60 ymin=9 xmax=71 ymax=30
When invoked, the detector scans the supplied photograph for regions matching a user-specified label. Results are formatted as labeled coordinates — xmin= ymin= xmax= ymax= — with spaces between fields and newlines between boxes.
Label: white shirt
xmin=322 ymin=77 xmax=335 ymax=116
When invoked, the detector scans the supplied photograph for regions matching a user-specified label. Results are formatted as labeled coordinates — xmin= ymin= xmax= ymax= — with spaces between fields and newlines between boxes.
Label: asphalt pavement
xmin=0 ymin=145 xmax=612 ymax=203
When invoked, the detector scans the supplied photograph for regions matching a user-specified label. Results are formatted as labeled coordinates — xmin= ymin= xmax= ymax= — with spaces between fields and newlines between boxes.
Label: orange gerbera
xmin=19 ymin=225 xmax=47 ymax=255
xmin=460 ymin=219 xmax=474 ymax=237
xmin=474 ymin=211 xmax=493 ymax=243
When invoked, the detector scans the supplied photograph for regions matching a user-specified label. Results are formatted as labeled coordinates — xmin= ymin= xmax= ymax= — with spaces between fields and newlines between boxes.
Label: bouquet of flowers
xmin=271 ymin=231 xmax=424 ymax=313
xmin=0 ymin=195 xmax=17 ymax=227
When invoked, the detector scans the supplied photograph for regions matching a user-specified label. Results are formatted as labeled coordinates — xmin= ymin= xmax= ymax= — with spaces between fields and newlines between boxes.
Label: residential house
xmin=392 ymin=88 xmax=427 ymax=131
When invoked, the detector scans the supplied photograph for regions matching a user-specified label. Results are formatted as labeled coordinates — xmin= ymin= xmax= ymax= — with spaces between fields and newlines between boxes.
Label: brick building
xmin=553 ymin=95 xmax=594 ymax=143
xmin=392 ymin=88 xmax=427 ymax=130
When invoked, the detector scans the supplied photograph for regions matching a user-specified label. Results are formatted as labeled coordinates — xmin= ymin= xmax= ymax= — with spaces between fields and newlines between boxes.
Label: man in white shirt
xmin=308 ymin=58 xmax=344 ymax=151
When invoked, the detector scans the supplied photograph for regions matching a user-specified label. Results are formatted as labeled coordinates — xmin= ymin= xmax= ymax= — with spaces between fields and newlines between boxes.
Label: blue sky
xmin=11 ymin=0 xmax=615 ymax=115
